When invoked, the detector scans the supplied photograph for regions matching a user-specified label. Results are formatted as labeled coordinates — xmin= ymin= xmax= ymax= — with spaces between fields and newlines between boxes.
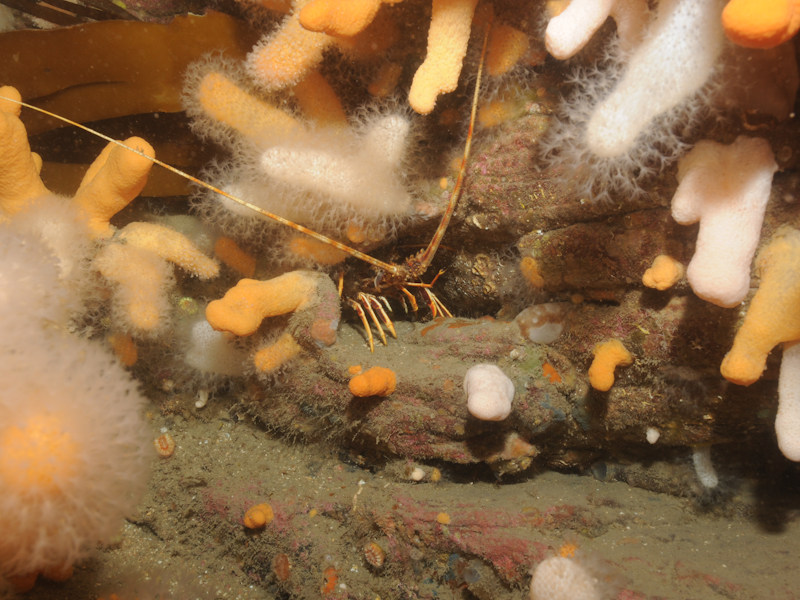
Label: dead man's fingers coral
xmin=117 ymin=222 xmax=220 ymax=280
xmin=258 ymin=112 xmax=412 ymax=217
xmin=71 ymin=137 xmax=155 ymax=239
xmin=588 ymin=339 xmax=633 ymax=391
xmin=253 ymin=331 xmax=305 ymax=373
xmin=206 ymin=271 xmax=321 ymax=336
xmin=246 ymin=0 xmax=330 ymax=90
xmin=408 ymin=0 xmax=479 ymax=115
xmin=207 ymin=270 xmax=340 ymax=372
xmin=299 ymin=0 xmax=401 ymax=37
xmin=585 ymin=0 xmax=724 ymax=159
xmin=722 ymin=0 xmax=800 ymax=48
xmin=0 ymin=86 xmax=48 ymax=218
xmin=545 ymin=0 xmax=649 ymax=60
xmin=94 ymin=243 xmax=175 ymax=333
xmin=194 ymin=71 xmax=302 ymax=144
xmin=642 ymin=254 xmax=684 ymax=291
xmin=720 ymin=227 xmax=800 ymax=386
xmin=349 ymin=366 xmax=397 ymax=397
xmin=776 ymin=341 xmax=800 ymax=461
xmin=672 ymin=136 xmax=777 ymax=308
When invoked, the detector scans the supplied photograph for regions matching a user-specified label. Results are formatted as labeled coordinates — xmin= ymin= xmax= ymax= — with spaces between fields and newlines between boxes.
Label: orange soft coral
xmin=196 ymin=71 xmax=302 ymax=143
xmin=642 ymin=254 xmax=684 ymax=291
xmin=206 ymin=271 xmax=321 ymax=336
xmin=71 ymin=137 xmax=155 ymax=240
xmin=349 ymin=366 xmax=397 ymax=397
xmin=116 ymin=222 xmax=219 ymax=280
xmin=299 ymin=0 xmax=402 ymax=37
xmin=207 ymin=270 xmax=341 ymax=373
xmin=722 ymin=0 xmax=800 ymax=48
xmin=0 ymin=86 xmax=154 ymax=235
xmin=0 ymin=86 xmax=48 ymax=218
xmin=408 ymin=0 xmax=479 ymax=114
xmin=588 ymin=339 xmax=633 ymax=391
xmin=720 ymin=227 xmax=800 ymax=386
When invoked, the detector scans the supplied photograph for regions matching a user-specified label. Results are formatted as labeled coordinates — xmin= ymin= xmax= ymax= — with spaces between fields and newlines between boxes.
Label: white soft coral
xmin=541 ymin=0 xmax=727 ymax=202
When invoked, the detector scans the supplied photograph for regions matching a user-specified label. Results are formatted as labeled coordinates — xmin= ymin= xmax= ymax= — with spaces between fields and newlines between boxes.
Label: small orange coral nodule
xmin=108 ymin=333 xmax=138 ymax=367
xmin=642 ymin=254 xmax=684 ymax=291
xmin=349 ymin=366 xmax=397 ymax=397
xmin=588 ymin=339 xmax=633 ymax=392
xmin=243 ymin=502 xmax=274 ymax=529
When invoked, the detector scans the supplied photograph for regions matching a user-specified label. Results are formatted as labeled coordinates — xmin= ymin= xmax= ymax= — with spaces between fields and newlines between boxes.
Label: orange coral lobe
xmin=293 ymin=70 xmax=348 ymax=126
xmin=206 ymin=272 xmax=318 ymax=336
xmin=349 ymin=366 xmax=397 ymax=397
xmin=214 ymin=236 xmax=257 ymax=278
xmin=254 ymin=331 xmax=304 ymax=373
xmin=559 ymin=541 xmax=578 ymax=558
xmin=73 ymin=137 xmax=155 ymax=239
xmin=247 ymin=10 xmax=329 ymax=89
xmin=0 ymin=86 xmax=49 ymax=218
xmin=243 ymin=502 xmax=274 ymax=529
xmin=299 ymin=0 xmax=384 ymax=37
xmin=408 ymin=0 xmax=479 ymax=114
xmin=721 ymin=227 xmax=800 ymax=385
xmin=289 ymin=235 xmax=349 ymax=265
xmin=588 ymin=339 xmax=633 ymax=391
xmin=520 ymin=256 xmax=545 ymax=288
xmin=197 ymin=71 xmax=300 ymax=141
xmin=722 ymin=0 xmax=800 ymax=48
xmin=486 ymin=23 xmax=530 ymax=76
xmin=642 ymin=254 xmax=684 ymax=291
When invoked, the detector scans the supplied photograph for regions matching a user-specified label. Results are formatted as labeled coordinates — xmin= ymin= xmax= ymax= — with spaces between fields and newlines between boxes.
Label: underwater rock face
xmin=3 ymin=1 xmax=800 ymax=598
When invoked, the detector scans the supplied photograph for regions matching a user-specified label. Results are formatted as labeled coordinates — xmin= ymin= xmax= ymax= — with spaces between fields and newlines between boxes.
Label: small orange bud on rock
xmin=243 ymin=502 xmax=274 ymax=529
xmin=349 ymin=366 xmax=396 ymax=397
